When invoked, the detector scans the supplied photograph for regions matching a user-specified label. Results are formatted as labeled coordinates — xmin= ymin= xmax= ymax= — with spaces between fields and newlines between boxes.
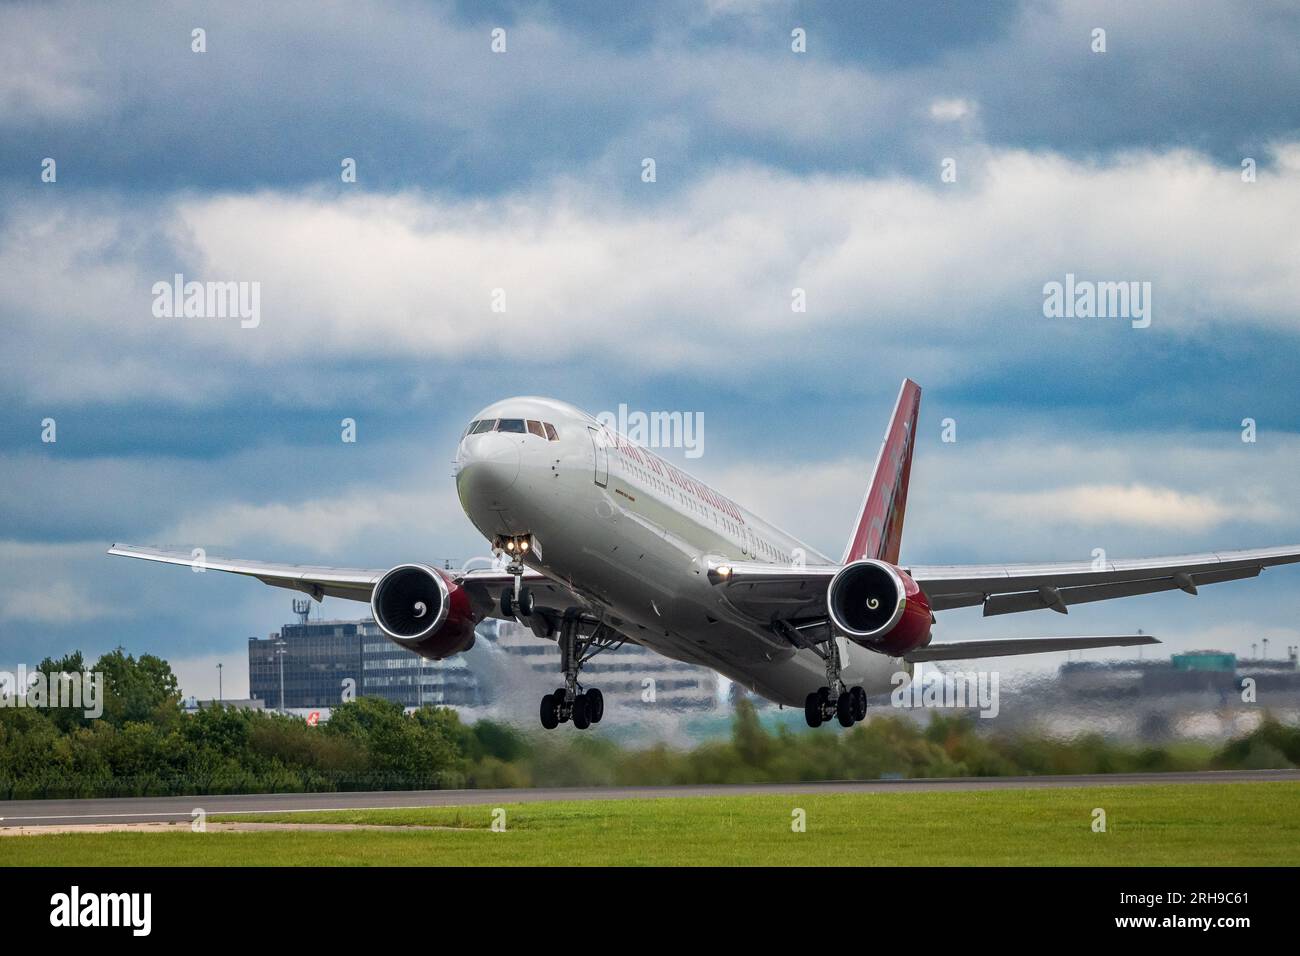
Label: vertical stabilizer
xmin=841 ymin=378 xmax=921 ymax=565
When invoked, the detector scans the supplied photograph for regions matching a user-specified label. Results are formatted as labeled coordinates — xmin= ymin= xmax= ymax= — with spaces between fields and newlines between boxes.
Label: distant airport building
xmin=182 ymin=697 xmax=265 ymax=714
xmin=247 ymin=601 xmax=717 ymax=715
xmin=1058 ymin=648 xmax=1300 ymax=698
xmin=248 ymin=602 xmax=482 ymax=711
xmin=999 ymin=646 xmax=1300 ymax=742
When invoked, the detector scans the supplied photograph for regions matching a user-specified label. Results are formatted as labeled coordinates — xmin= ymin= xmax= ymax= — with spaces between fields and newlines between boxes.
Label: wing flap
xmin=906 ymin=634 xmax=1159 ymax=662
xmin=981 ymin=565 xmax=1262 ymax=616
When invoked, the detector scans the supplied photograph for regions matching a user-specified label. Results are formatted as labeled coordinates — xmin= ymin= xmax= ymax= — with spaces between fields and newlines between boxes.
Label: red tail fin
xmin=842 ymin=378 xmax=921 ymax=565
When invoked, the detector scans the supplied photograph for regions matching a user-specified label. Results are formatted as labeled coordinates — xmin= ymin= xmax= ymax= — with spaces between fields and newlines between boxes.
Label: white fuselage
xmin=454 ymin=397 xmax=910 ymax=706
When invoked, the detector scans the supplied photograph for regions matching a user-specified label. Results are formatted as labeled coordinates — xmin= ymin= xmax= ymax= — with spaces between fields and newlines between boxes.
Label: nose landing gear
xmin=495 ymin=533 xmax=538 ymax=619
xmin=501 ymin=585 xmax=534 ymax=618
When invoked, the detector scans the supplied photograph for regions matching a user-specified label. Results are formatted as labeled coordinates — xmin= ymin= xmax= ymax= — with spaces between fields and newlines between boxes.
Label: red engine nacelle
xmin=826 ymin=559 xmax=932 ymax=656
xmin=370 ymin=564 xmax=477 ymax=660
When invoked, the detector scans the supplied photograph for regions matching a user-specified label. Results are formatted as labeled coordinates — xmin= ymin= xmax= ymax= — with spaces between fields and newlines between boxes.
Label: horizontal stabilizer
xmin=905 ymin=634 xmax=1159 ymax=662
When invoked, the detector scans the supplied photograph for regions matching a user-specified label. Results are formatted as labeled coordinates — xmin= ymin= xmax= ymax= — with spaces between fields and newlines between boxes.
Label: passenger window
xmin=471 ymin=419 xmax=496 ymax=434
xmin=497 ymin=419 xmax=526 ymax=433
xmin=543 ymin=422 xmax=559 ymax=441
xmin=526 ymin=420 xmax=546 ymax=438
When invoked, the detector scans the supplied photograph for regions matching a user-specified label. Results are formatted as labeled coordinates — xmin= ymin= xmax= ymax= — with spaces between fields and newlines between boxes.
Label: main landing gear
xmin=538 ymin=610 xmax=621 ymax=730
xmin=800 ymin=631 xmax=868 ymax=729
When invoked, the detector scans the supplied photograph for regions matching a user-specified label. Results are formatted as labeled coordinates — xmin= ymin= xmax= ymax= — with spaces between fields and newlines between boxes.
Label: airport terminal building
xmin=248 ymin=604 xmax=720 ymax=714
xmin=248 ymin=610 xmax=482 ymax=711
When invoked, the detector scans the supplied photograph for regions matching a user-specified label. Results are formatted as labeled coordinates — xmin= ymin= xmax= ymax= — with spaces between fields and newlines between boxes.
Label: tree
xmin=94 ymin=648 xmax=182 ymax=727
xmin=35 ymin=650 xmax=90 ymax=732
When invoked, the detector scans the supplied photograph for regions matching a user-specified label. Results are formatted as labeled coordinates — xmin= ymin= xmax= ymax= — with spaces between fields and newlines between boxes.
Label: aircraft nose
xmin=456 ymin=431 xmax=521 ymax=499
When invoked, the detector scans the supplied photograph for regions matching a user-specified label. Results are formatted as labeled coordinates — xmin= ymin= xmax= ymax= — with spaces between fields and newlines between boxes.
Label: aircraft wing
xmin=107 ymin=543 xmax=583 ymax=622
xmin=707 ymin=543 xmax=1300 ymax=621
xmin=907 ymin=544 xmax=1300 ymax=615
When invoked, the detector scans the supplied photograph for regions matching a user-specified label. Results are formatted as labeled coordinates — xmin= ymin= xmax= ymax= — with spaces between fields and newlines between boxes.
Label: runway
xmin=1 ymin=769 xmax=1296 ymax=827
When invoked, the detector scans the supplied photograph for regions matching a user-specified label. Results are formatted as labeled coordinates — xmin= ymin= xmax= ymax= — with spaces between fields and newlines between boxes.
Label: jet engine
xmin=370 ymin=564 xmax=477 ymax=660
xmin=826 ymin=559 xmax=932 ymax=655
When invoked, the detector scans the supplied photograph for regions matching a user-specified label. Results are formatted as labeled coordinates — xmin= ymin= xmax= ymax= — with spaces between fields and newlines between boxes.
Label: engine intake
xmin=827 ymin=559 xmax=932 ymax=655
xmin=371 ymin=564 xmax=477 ymax=659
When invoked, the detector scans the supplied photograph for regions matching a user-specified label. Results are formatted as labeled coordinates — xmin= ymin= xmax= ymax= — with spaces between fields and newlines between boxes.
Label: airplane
xmin=109 ymin=379 xmax=1300 ymax=730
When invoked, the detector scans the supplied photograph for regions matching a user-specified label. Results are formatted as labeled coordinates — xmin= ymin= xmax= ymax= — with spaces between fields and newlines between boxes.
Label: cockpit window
xmin=496 ymin=419 xmax=527 ymax=433
xmin=470 ymin=419 xmax=496 ymax=435
xmin=526 ymin=420 xmax=546 ymax=438
xmin=543 ymin=422 xmax=559 ymax=441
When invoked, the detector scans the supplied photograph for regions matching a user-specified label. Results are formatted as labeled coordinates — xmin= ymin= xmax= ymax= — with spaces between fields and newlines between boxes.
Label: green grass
xmin=3 ymin=783 xmax=1297 ymax=866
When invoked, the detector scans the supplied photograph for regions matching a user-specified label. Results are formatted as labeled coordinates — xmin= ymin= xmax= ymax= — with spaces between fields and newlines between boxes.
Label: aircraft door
xmin=587 ymin=426 xmax=609 ymax=487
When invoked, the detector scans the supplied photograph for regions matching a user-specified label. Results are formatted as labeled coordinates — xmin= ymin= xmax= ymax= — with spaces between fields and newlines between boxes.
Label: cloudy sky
xmin=3 ymin=0 xmax=1299 ymax=699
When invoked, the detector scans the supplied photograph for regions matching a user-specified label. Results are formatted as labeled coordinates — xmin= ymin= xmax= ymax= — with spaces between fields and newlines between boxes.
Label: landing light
xmin=494 ymin=533 xmax=537 ymax=559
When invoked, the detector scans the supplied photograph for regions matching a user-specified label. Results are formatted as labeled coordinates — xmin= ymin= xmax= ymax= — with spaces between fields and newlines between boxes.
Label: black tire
xmin=586 ymin=688 xmax=604 ymax=723
xmin=572 ymin=692 xmax=591 ymax=729
xmin=553 ymin=688 xmax=569 ymax=722
xmin=836 ymin=692 xmax=856 ymax=727
xmin=850 ymin=686 xmax=868 ymax=721
xmin=539 ymin=693 xmax=559 ymax=730
xmin=517 ymin=587 xmax=535 ymax=617
xmin=501 ymin=591 xmax=515 ymax=617
xmin=804 ymin=692 xmax=823 ymax=728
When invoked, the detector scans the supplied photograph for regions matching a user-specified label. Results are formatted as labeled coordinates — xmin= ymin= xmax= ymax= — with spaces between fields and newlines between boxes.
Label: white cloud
xmin=0 ymin=8 xmax=103 ymax=122
xmin=0 ymin=580 xmax=118 ymax=625
xmin=164 ymin=486 xmax=472 ymax=558
xmin=929 ymin=97 xmax=976 ymax=122
xmin=0 ymin=541 xmax=124 ymax=624
xmin=5 ymin=140 xmax=1300 ymax=403
xmin=168 ymin=650 xmax=250 ymax=702
xmin=971 ymin=483 xmax=1282 ymax=533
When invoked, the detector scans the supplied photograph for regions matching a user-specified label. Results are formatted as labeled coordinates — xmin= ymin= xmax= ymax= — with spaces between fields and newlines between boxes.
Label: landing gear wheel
xmin=572 ymin=692 xmax=591 ymax=729
xmin=850 ymin=686 xmax=868 ymax=722
xmin=836 ymin=692 xmax=856 ymax=727
xmin=585 ymin=688 xmax=604 ymax=723
xmin=539 ymin=692 xmax=560 ymax=730
xmin=804 ymin=692 xmax=823 ymax=728
xmin=516 ymin=587 xmax=534 ymax=617
xmin=501 ymin=591 xmax=514 ymax=617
